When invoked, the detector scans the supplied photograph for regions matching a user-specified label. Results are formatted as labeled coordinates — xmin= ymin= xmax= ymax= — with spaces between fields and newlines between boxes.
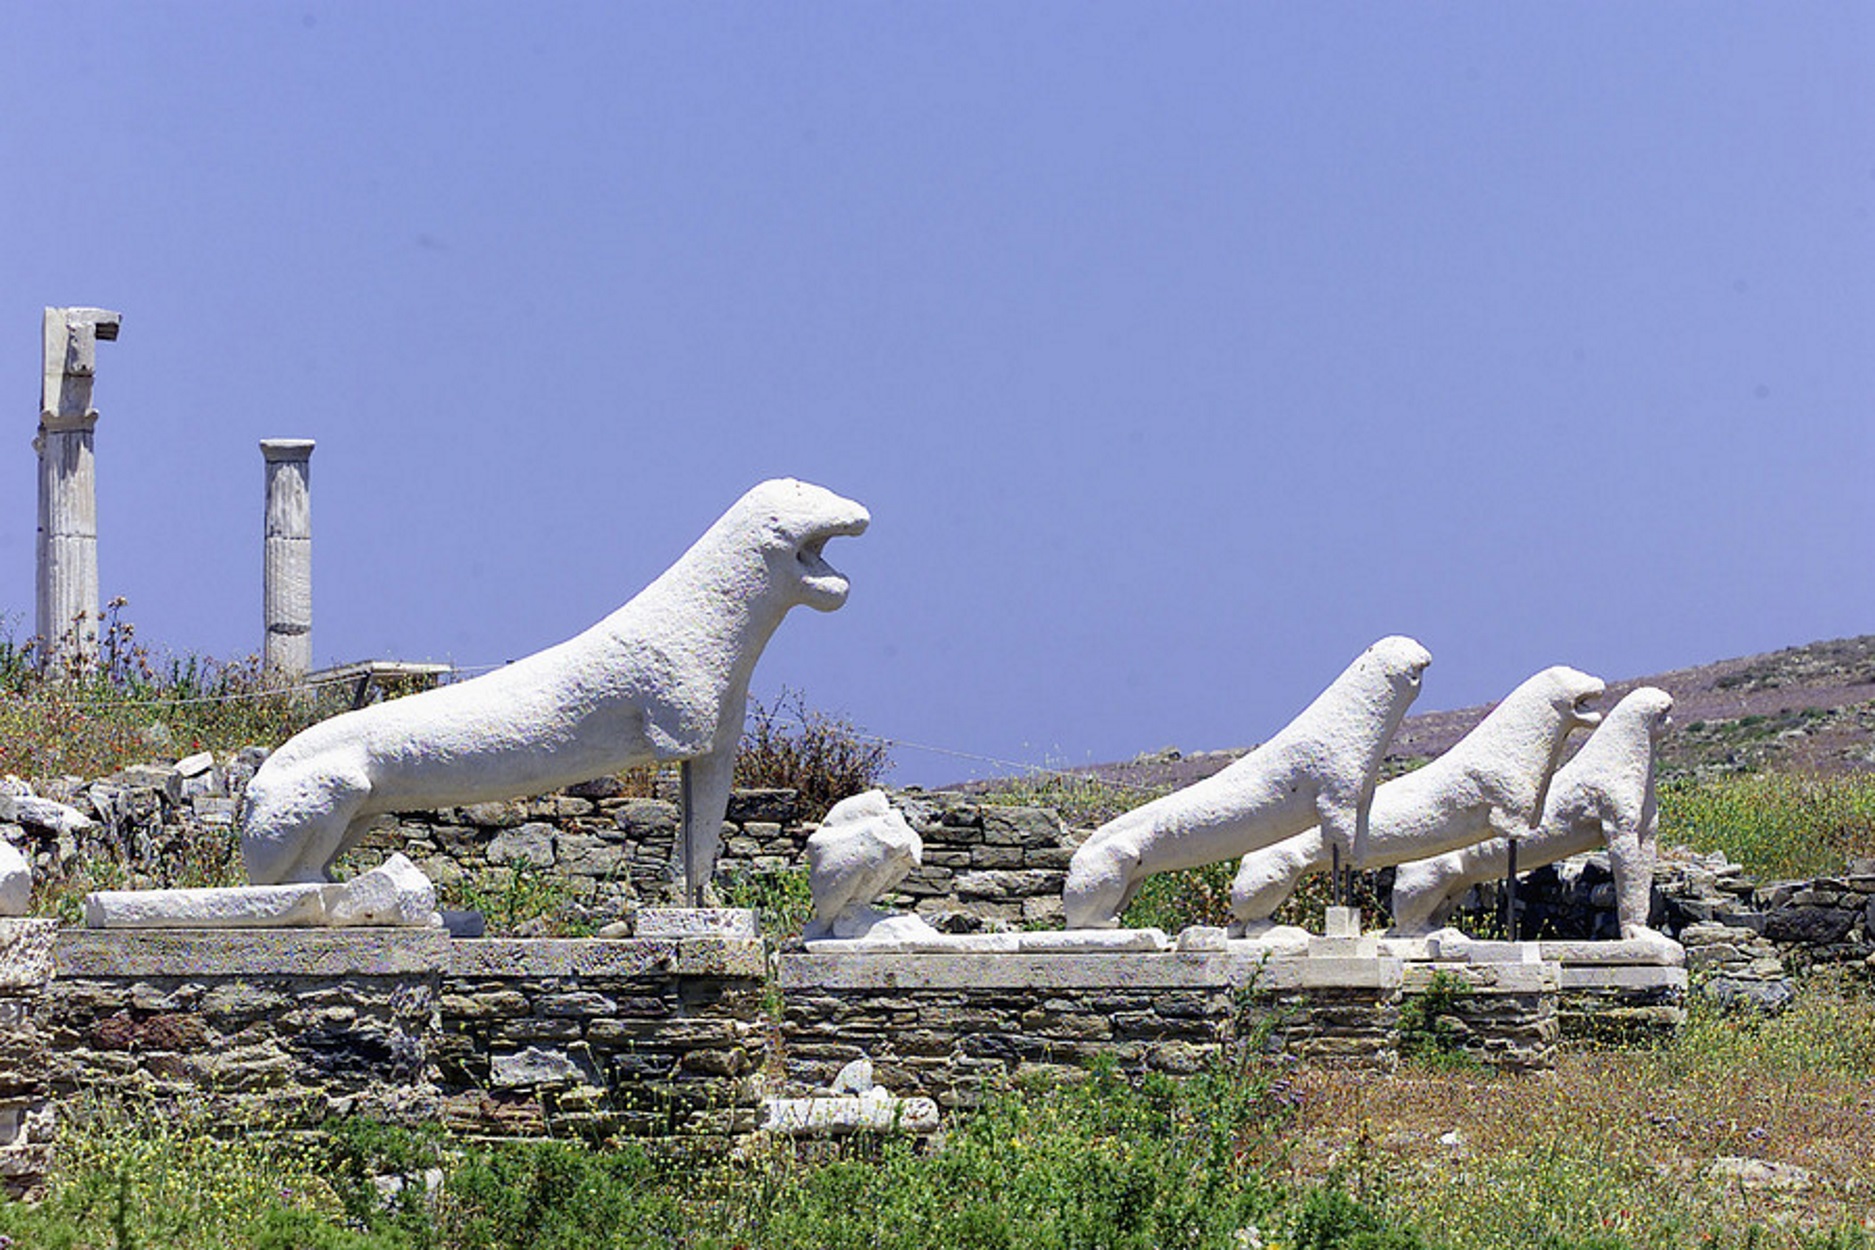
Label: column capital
xmin=260 ymin=438 xmax=316 ymax=463
xmin=40 ymin=307 xmax=121 ymax=429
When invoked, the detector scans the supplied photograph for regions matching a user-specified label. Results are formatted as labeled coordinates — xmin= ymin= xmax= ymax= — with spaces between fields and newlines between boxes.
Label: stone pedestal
xmin=1400 ymin=958 xmax=1561 ymax=1071
xmin=0 ymin=920 xmax=56 ymax=1197
xmin=437 ymin=936 xmax=769 ymax=1141
xmin=1239 ymin=946 xmax=1406 ymax=1068
xmin=47 ymin=928 xmax=446 ymax=1124
xmin=35 ymin=307 xmax=119 ymax=674
xmin=778 ymin=950 xmax=1238 ymax=1106
xmin=261 ymin=439 xmax=315 ymax=679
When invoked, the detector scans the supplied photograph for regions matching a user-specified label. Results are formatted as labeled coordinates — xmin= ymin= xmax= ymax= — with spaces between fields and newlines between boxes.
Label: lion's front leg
xmin=679 ymin=745 xmax=737 ymax=908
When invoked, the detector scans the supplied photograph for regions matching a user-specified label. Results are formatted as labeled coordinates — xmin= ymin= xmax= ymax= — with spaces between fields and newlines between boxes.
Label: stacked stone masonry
xmin=0 ymin=921 xmax=56 ymax=1198
xmin=436 ymin=937 xmax=768 ymax=1142
xmin=37 ymin=931 xmax=769 ymax=1148
xmin=778 ymin=951 xmax=1239 ymax=1106
xmin=46 ymin=930 xmax=445 ymax=1127
xmin=9 ymin=760 xmax=1875 ymax=1153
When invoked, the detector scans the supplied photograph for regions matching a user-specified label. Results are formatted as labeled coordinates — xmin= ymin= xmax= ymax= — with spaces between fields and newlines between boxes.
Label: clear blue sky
xmin=4 ymin=5 xmax=1871 ymax=784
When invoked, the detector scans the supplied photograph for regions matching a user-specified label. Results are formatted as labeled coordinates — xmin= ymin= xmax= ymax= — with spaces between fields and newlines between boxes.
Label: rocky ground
xmin=1006 ymin=635 xmax=1875 ymax=794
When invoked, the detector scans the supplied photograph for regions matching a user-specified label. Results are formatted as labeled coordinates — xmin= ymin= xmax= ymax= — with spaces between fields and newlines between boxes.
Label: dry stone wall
xmin=777 ymin=951 xmax=1237 ymax=1106
xmin=19 ymin=756 xmax=1873 ymax=980
xmin=45 ymin=930 xmax=445 ymax=1126
xmin=35 ymin=930 xmax=769 ymax=1149
xmin=435 ymin=936 xmax=768 ymax=1143
xmin=0 ymin=921 xmax=56 ymax=1198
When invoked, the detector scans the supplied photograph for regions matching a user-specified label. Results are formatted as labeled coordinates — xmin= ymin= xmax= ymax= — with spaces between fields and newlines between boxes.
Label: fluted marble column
xmin=36 ymin=307 xmax=120 ymax=675
xmin=261 ymin=439 xmax=315 ymax=680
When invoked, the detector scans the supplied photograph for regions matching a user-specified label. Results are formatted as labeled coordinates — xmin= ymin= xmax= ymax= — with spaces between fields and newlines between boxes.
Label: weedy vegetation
xmin=8 ymin=1000 xmax=1874 ymax=1249
xmin=1658 ymin=772 xmax=1875 ymax=879
xmin=0 ymin=602 xmax=356 ymax=780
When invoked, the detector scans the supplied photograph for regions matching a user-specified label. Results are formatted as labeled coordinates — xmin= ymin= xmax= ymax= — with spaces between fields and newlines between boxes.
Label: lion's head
xmin=734 ymin=478 xmax=871 ymax=612
xmin=1531 ymin=665 xmax=1606 ymax=731
xmin=1368 ymin=635 xmax=1433 ymax=698
xmin=1614 ymin=686 xmax=1674 ymax=742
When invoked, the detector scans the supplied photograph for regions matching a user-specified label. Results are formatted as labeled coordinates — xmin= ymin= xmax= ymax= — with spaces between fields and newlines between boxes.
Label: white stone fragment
xmin=635 ymin=908 xmax=759 ymax=940
xmin=325 ymin=853 xmax=437 ymax=927
xmin=1230 ymin=665 xmax=1605 ymax=929
xmin=491 ymin=1046 xmax=599 ymax=1089
xmin=86 ymin=883 xmax=332 ymax=929
xmin=1323 ymin=906 xmax=1362 ymax=938
xmin=0 ymin=839 xmax=28 ymax=916
xmin=830 ymin=1057 xmax=874 ymax=1094
xmin=85 ymin=853 xmax=438 ymax=929
xmin=0 ymin=791 xmax=92 ymax=837
xmin=1224 ymin=926 xmax=1313 ymax=959
xmin=1390 ymin=687 xmax=1676 ymax=944
xmin=803 ymin=790 xmax=932 ymax=941
xmin=239 ymin=479 xmax=869 ymax=897
xmin=1539 ymin=936 xmax=1685 ymax=967
xmin=761 ymin=1091 xmax=941 ymax=1136
xmin=800 ymin=930 xmax=1021 ymax=954
xmin=1014 ymin=928 xmax=1171 ymax=952
xmin=1176 ymin=926 xmax=1229 ymax=952
xmin=0 ymin=918 xmax=57 ymax=988
xmin=1064 ymin=636 xmax=1433 ymax=928
xmin=1705 ymin=1156 xmax=1814 ymax=1192
xmin=174 ymin=751 xmax=216 ymax=779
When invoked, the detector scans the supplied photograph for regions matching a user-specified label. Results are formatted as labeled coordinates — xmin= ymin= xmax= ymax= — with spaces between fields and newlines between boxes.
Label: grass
xmin=1658 ymin=772 xmax=1875 ymax=879
xmin=0 ymin=1060 xmax=1308 ymax=1249
xmin=0 ymin=602 xmax=357 ymax=780
xmin=1258 ymin=974 xmax=1875 ymax=1250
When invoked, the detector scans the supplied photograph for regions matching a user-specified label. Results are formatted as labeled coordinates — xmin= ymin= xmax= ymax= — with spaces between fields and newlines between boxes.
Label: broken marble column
xmin=261 ymin=439 xmax=315 ymax=679
xmin=84 ymin=852 xmax=438 ymax=929
xmin=35 ymin=307 xmax=120 ymax=675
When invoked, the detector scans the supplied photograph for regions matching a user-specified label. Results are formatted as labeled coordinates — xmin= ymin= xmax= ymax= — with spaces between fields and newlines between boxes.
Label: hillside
xmin=1004 ymin=635 xmax=1875 ymax=796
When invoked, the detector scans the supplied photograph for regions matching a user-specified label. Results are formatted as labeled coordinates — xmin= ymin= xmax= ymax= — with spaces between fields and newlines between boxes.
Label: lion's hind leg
xmin=1388 ymin=854 xmax=1469 ymax=936
xmin=1230 ymin=831 xmax=1327 ymax=931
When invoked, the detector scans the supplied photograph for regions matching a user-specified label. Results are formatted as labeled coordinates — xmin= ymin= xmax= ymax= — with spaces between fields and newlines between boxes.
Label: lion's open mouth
xmin=1572 ymin=689 xmax=1603 ymax=726
xmin=796 ymin=515 xmax=869 ymax=605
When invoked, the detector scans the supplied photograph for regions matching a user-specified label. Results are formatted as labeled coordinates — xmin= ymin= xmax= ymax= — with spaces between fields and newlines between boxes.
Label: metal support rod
xmin=1331 ymin=842 xmax=1343 ymax=908
xmin=1505 ymin=835 xmax=1521 ymax=941
xmin=680 ymin=760 xmax=698 ymax=907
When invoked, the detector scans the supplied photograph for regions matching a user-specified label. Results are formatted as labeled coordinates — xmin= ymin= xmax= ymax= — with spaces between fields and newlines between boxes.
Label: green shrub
xmin=716 ymin=866 xmax=815 ymax=937
xmin=1122 ymin=858 xmax=1238 ymax=932
xmin=1288 ymin=1184 xmax=1438 ymax=1250
xmin=1658 ymin=772 xmax=1875 ymax=878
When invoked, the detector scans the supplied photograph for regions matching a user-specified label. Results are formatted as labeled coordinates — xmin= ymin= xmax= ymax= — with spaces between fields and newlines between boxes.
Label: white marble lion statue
xmin=241 ymin=478 xmax=869 ymax=895
xmin=1229 ymin=664 xmax=1605 ymax=933
xmin=1061 ymin=636 xmax=1432 ymax=929
xmin=1388 ymin=686 xmax=1673 ymax=941
xmin=803 ymin=789 xmax=936 ymax=941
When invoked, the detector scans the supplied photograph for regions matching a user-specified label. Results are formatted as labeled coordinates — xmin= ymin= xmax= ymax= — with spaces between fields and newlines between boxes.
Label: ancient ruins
xmin=0 ymin=302 xmax=1810 ymax=1188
